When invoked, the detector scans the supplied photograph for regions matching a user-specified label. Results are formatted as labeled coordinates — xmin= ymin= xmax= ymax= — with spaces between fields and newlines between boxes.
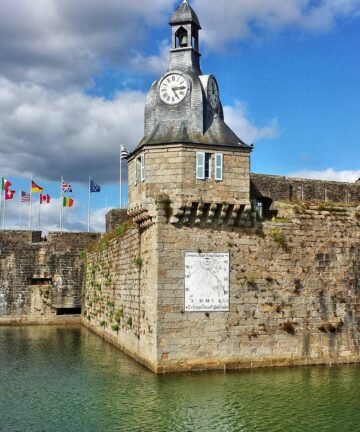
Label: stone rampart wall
xmin=0 ymin=230 xmax=99 ymax=324
xmin=155 ymin=203 xmax=360 ymax=372
xmin=82 ymin=223 xmax=159 ymax=371
xmin=251 ymin=173 xmax=360 ymax=204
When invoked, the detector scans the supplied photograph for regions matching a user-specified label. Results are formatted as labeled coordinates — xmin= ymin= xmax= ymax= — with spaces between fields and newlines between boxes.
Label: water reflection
xmin=1 ymin=326 xmax=360 ymax=432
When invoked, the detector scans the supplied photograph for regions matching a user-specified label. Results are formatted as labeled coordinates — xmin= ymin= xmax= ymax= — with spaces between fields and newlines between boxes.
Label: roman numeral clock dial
xmin=160 ymin=73 xmax=189 ymax=105
xmin=207 ymin=76 xmax=220 ymax=111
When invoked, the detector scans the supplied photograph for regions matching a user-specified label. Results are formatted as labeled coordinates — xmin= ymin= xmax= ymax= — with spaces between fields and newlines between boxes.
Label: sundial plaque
xmin=185 ymin=252 xmax=230 ymax=312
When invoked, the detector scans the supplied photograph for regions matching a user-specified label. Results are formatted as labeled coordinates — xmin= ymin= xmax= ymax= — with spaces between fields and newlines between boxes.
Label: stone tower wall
xmin=82 ymin=202 xmax=360 ymax=373
xmin=128 ymin=144 xmax=250 ymax=209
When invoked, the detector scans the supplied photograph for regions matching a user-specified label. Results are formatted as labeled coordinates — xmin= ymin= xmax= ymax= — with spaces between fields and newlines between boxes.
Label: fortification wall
xmin=155 ymin=203 xmax=360 ymax=372
xmin=0 ymin=230 xmax=99 ymax=324
xmin=251 ymin=173 xmax=360 ymax=204
xmin=82 ymin=222 xmax=159 ymax=371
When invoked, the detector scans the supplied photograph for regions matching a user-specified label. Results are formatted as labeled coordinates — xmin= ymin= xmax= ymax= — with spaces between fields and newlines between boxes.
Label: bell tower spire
xmin=169 ymin=0 xmax=202 ymax=74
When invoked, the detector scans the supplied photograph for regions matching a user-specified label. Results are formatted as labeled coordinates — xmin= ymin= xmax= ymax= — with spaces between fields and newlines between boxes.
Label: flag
xmin=40 ymin=194 xmax=51 ymax=204
xmin=21 ymin=191 xmax=31 ymax=203
xmin=62 ymin=180 xmax=72 ymax=193
xmin=90 ymin=179 xmax=101 ymax=193
xmin=63 ymin=197 xmax=74 ymax=207
xmin=121 ymin=145 xmax=130 ymax=160
xmin=31 ymin=181 xmax=43 ymax=193
xmin=5 ymin=189 xmax=15 ymax=200
xmin=1 ymin=178 xmax=11 ymax=191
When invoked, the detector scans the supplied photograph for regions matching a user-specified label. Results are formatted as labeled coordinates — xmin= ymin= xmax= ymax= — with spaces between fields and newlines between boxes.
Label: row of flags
xmin=2 ymin=178 xmax=102 ymax=205
xmin=1 ymin=144 xmax=130 ymax=231
xmin=0 ymin=176 xmax=103 ymax=231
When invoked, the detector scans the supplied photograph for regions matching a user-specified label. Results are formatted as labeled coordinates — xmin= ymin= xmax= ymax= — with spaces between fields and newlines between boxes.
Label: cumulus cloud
xmin=193 ymin=0 xmax=360 ymax=49
xmin=0 ymin=78 xmax=145 ymax=183
xmin=0 ymin=0 xmax=174 ymax=89
xmin=0 ymin=80 xmax=278 ymax=183
xmin=289 ymin=168 xmax=360 ymax=182
xmin=224 ymin=101 xmax=279 ymax=144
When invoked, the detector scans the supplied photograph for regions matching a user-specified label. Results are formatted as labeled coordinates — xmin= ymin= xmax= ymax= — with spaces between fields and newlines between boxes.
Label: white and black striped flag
xmin=121 ymin=145 xmax=130 ymax=160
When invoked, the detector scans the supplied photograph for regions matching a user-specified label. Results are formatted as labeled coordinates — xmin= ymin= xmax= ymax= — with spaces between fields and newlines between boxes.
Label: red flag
xmin=40 ymin=194 xmax=51 ymax=204
xmin=5 ymin=189 xmax=15 ymax=200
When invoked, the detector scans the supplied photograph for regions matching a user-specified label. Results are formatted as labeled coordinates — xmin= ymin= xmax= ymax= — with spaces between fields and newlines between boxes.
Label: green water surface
xmin=0 ymin=326 xmax=359 ymax=432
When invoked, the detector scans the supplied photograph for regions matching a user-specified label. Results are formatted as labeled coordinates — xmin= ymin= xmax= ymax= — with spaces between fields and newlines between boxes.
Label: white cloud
xmin=224 ymin=101 xmax=279 ymax=143
xmin=289 ymin=168 xmax=360 ymax=182
xmin=131 ymin=41 xmax=170 ymax=76
xmin=0 ymin=78 xmax=145 ymax=183
xmin=193 ymin=0 xmax=360 ymax=49
xmin=0 ymin=0 xmax=174 ymax=89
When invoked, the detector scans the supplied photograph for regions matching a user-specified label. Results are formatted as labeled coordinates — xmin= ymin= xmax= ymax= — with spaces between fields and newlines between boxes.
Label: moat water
xmin=1 ymin=326 xmax=360 ymax=432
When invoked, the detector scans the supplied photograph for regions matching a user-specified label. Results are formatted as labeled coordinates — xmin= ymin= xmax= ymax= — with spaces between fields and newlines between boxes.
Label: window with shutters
xmin=140 ymin=154 xmax=145 ymax=182
xmin=196 ymin=152 xmax=212 ymax=180
xmin=215 ymin=153 xmax=223 ymax=181
xmin=133 ymin=159 xmax=137 ymax=186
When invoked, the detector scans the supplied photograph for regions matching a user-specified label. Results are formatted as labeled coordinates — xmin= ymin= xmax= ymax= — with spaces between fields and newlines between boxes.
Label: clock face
xmin=207 ymin=77 xmax=220 ymax=110
xmin=159 ymin=73 xmax=189 ymax=105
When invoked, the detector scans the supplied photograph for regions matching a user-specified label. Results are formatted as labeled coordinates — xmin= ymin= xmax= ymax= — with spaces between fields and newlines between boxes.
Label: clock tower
xmin=128 ymin=0 xmax=252 ymax=228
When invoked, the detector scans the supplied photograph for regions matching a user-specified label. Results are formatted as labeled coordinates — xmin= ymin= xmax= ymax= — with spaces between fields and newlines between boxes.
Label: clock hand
xmin=172 ymin=86 xmax=186 ymax=91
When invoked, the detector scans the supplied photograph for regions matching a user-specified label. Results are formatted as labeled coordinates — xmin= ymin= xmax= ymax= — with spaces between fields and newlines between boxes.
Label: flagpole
xmin=29 ymin=176 xmax=33 ymax=230
xmin=88 ymin=176 xmax=91 ymax=233
xmin=19 ymin=193 xmax=23 ymax=230
xmin=120 ymin=146 xmax=122 ymax=209
xmin=60 ymin=176 xmax=63 ymax=231
xmin=0 ymin=178 xmax=2 ymax=230
xmin=38 ymin=195 xmax=41 ymax=231
xmin=3 ymin=192 xmax=6 ymax=230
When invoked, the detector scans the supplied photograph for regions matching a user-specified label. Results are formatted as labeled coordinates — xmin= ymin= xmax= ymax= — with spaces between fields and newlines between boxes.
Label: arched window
xmin=175 ymin=27 xmax=188 ymax=48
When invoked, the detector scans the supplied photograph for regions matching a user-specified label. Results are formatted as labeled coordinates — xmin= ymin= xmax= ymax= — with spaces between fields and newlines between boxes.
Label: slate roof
xmin=170 ymin=0 xmax=201 ymax=29
xmin=138 ymin=115 xmax=250 ymax=150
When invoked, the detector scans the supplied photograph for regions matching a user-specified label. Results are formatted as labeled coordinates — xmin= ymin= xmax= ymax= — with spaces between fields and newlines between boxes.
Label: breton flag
xmin=1 ymin=178 xmax=11 ymax=191
xmin=21 ymin=191 xmax=31 ymax=203
xmin=5 ymin=189 xmax=15 ymax=200
xmin=90 ymin=179 xmax=101 ymax=193
xmin=121 ymin=145 xmax=130 ymax=160
xmin=31 ymin=181 xmax=43 ymax=193
xmin=62 ymin=180 xmax=72 ymax=193
xmin=63 ymin=197 xmax=74 ymax=207
xmin=40 ymin=194 xmax=51 ymax=204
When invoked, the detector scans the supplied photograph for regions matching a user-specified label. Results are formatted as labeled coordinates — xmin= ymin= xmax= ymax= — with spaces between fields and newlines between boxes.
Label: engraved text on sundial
xmin=185 ymin=252 xmax=229 ymax=312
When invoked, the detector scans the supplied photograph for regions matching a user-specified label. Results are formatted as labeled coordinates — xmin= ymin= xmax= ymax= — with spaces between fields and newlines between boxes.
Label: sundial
xmin=184 ymin=252 xmax=230 ymax=312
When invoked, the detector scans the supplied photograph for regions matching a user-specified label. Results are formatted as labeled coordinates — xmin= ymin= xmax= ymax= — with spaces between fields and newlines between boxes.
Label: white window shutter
xmin=140 ymin=154 xmax=145 ymax=182
xmin=215 ymin=153 xmax=223 ymax=181
xmin=133 ymin=160 xmax=137 ymax=186
xmin=196 ymin=152 xmax=205 ymax=179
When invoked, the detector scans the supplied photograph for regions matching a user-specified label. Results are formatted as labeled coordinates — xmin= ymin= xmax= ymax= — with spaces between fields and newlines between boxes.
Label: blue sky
xmin=0 ymin=0 xmax=359 ymax=232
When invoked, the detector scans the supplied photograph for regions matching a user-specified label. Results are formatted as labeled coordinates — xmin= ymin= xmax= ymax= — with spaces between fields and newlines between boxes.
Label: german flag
xmin=63 ymin=197 xmax=74 ymax=208
xmin=31 ymin=180 xmax=43 ymax=193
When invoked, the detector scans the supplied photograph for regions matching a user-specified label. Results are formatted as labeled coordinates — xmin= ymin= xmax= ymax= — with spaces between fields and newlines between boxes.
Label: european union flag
xmin=90 ymin=179 xmax=101 ymax=193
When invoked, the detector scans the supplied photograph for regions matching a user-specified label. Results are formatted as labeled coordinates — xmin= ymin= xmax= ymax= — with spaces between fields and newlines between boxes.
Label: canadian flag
xmin=5 ymin=189 xmax=15 ymax=200
xmin=40 ymin=194 xmax=51 ymax=204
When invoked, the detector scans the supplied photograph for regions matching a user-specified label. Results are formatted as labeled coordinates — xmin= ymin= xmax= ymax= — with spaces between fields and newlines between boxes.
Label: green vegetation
xmin=114 ymin=309 xmax=123 ymax=323
xmin=79 ymin=249 xmax=87 ymax=260
xmin=111 ymin=324 xmax=120 ymax=333
xmin=269 ymin=227 xmax=286 ymax=248
xmin=99 ymin=320 xmax=106 ymax=328
xmin=87 ymin=220 xmax=134 ymax=253
xmin=126 ymin=317 xmax=133 ymax=328
xmin=134 ymin=256 xmax=143 ymax=268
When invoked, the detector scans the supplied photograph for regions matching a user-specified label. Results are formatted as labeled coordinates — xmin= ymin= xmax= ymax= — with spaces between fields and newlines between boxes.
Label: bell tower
xmin=169 ymin=0 xmax=202 ymax=74
xmin=127 ymin=0 xmax=252 ymax=228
